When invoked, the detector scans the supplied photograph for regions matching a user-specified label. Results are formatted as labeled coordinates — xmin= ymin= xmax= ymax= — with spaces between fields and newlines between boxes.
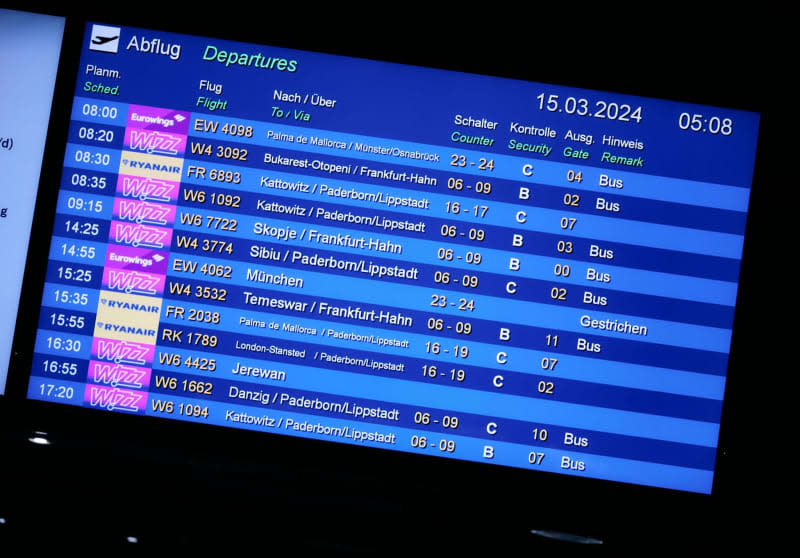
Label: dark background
xmin=0 ymin=5 xmax=782 ymax=552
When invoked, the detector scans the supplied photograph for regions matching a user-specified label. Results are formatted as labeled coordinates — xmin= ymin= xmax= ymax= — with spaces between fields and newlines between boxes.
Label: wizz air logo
xmin=117 ymin=200 xmax=170 ymax=225
xmin=106 ymin=269 xmax=159 ymax=295
xmin=89 ymin=363 xmax=147 ymax=389
xmin=95 ymin=339 xmax=150 ymax=365
xmin=112 ymin=222 xmax=168 ymax=248
xmin=86 ymin=385 xmax=144 ymax=413
xmin=119 ymin=176 xmax=176 ymax=202
xmin=128 ymin=130 xmax=181 ymax=155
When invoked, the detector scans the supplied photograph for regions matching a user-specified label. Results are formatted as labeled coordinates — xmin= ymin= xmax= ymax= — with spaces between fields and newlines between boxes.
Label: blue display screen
xmin=27 ymin=21 xmax=759 ymax=493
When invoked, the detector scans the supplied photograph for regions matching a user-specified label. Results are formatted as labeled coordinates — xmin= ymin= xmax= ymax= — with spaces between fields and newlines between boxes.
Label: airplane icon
xmin=89 ymin=25 xmax=121 ymax=53
xmin=92 ymin=35 xmax=119 ymax=45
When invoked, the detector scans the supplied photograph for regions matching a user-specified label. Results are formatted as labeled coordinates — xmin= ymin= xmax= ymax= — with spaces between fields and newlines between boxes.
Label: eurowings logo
xmin=89 ymin=24 xmax=121 ymax=54
xmin=106 ymin=269 xmax=160 ymax=295
xmin=127 ymin=130 xmax=181 ymax=155
xmin=86 ymin=385 xmax=145 ymax=413
xmin=88 ymin=362 xmax=148 ymax=389
xmin=94 ymin=339 xmax=151 ymax=366
xmin=118 ymin=176 xmax=177 ymax=202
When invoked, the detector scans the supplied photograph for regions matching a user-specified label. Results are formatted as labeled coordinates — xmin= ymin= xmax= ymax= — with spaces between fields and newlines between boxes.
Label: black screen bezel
xmin=1 ymin=6 xmax=774 ymax=548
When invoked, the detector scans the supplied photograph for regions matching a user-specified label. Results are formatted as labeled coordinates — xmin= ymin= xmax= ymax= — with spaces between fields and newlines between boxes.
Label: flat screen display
xmin=26 ymin=21 xmax=759 ymax=494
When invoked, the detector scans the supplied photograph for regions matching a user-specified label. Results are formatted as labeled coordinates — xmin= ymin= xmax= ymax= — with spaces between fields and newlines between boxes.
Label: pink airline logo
xmin=125 ymin=129 xmax=186 ymax=156
xmin=104 ymin=245 xmax=169 ymax=274
xmin=85 ymin=385 xmax=147 ymax=413
xmin=102 ymin=268 xmax=164 ymax=296
xmin=113 ymin=198 xmax=176 ymax=226
xmin=110 ymin=221 xmax=172 ymax=249
xmin=127 ymin=104 xmax=190 ymax=135
xmin=92 ymin=338 xmax=154 ymax=366
xmin=117 ymin=175 xmax=179 ymax=203
xmin=87 ymin=361 xmax=151 ymax=389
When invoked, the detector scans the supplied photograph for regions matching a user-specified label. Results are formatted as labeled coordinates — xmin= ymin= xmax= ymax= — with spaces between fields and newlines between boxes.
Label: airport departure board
xmin=27 ymin=21 xmax=760 ymax=494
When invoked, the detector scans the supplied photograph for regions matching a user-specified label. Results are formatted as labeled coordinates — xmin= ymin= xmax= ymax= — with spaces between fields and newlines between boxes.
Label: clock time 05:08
xmin=677 ymin=112 xmax=733 ymax=135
